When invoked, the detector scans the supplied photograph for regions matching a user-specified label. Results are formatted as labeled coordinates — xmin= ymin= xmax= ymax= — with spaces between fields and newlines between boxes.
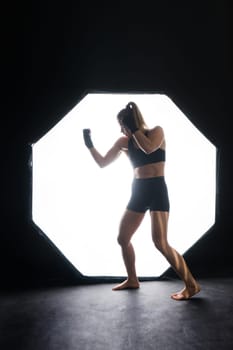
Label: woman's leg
xmin=150 ymin=211 xmax=200 ymax=300
xmin=112 ymin=209 xmax=145 ymax=291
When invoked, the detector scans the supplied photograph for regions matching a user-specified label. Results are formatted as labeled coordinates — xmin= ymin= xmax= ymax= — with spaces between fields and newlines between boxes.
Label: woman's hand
xmin=83 ymin=129 xmax=94 ymax=149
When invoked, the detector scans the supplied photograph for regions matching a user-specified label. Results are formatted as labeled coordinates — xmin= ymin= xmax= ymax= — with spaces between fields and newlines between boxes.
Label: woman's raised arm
xmin=83 ymin=129 xmax=128 ymax=168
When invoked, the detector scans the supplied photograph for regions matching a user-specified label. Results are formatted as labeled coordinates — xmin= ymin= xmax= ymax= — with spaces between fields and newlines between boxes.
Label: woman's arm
xmin=83 ymin=129 xmax=128 ymax=168
xmin=120 ymin=112 xmax=164 ymax=154
xmin=133 ymin=126 xmax=164 ymax=154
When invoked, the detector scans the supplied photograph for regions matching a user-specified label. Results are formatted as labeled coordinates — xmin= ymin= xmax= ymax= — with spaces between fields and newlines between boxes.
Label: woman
xmin=83 ymin=102 xmax=200 ymax=300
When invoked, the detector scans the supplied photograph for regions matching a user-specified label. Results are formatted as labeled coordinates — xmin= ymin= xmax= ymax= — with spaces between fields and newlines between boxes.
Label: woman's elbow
xmin=98 ymin=160 xmax=109 ymax=168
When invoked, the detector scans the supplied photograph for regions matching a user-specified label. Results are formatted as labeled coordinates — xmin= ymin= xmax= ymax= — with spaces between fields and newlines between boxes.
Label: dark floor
xmin=0 ymin=277 xmax=233 ymax=350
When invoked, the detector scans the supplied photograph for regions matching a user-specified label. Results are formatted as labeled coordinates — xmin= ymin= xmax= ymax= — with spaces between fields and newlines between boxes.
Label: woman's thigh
xmin=118 ymin=209 xmax=145 ymax=245
xmin=150 ymin=211 xmax=169 ymax=247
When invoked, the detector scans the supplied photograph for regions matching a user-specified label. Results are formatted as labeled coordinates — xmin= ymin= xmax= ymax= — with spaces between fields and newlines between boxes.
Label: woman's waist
xmin=134 ymin=162 xmax=165 ymax=179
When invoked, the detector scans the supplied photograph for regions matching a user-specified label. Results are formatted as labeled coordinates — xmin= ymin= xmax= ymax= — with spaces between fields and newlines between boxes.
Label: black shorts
xmin=127 ymin=176 xmax=170 ymax=213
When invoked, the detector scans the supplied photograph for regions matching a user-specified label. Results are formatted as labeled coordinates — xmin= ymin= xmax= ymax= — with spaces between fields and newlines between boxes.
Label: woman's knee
xmin=152 ymin=235 xmax=167 ymax=253
xmin=117 ymin=234 xmax=123 ymax=246
xmin=152 ymin=238 xmax=162 ymax=251
xmin=117 ymin=232 xmax=130 ymax=247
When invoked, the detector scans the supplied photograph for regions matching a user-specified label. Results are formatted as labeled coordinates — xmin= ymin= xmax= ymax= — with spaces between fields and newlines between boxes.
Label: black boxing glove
xmin=83 ymin=129 xmax=94 ymax=149
xmin=122 ymin=113 xmax=138 ymax=134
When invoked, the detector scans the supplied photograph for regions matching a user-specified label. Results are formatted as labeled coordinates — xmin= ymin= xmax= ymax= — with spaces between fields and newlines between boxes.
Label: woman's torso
xmin=134 ymin=160 xmax=165 ymax=178
xmin=123 ymin=129 xmax=166 ymax=179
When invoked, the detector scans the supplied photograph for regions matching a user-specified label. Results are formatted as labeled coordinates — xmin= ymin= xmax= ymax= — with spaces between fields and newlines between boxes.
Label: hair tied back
xmin=126 ymin=102 xmax=132 ymax=111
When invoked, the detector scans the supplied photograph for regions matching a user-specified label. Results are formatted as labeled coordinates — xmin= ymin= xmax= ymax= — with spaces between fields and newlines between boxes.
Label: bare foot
xmin=112 ymin=279 xmax=140 ymax=291
xmin=171 ymin=283 xmax=201 ymax=301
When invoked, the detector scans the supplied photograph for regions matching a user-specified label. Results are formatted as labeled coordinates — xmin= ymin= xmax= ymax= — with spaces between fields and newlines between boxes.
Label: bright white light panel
xmin=32 ymin=94 xmax=216 ymax=277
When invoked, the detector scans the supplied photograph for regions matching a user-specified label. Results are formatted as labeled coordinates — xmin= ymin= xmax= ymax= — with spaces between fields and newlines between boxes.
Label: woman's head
xmin=117 ymin=102 xmax=148 ymax=135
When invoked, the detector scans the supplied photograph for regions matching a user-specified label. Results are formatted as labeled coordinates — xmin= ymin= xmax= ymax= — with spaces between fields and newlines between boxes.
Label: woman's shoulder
xmin=146 ymin=126 xmax=165 ymax=148
xmin=146 ymin=125 xmax=164 ymax=135
xmin=115 ymin=136 xmax=129 ymax=150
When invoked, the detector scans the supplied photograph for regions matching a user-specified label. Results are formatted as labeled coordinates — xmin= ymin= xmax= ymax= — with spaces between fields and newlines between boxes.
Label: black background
xmin=2 ymin=1 xmax=232 ymax=288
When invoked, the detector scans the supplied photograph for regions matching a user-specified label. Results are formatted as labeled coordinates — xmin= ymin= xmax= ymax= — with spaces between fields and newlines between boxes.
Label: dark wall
xmin=2 ymin=2 xmax=232 ymax=288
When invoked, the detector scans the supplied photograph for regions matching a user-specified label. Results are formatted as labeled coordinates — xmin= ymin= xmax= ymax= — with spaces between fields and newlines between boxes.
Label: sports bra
xmin=128 ymin=137 xmax=165 ymax=168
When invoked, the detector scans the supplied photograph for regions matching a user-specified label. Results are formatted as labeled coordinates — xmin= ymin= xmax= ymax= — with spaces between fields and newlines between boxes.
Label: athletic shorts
xmin=126 ymin=176 xmax=170 ymax=213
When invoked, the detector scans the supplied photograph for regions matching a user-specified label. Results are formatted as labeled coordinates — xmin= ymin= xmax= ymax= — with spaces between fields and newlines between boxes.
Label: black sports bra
xmin=128 ymin=137 xmax=165 ymax=168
